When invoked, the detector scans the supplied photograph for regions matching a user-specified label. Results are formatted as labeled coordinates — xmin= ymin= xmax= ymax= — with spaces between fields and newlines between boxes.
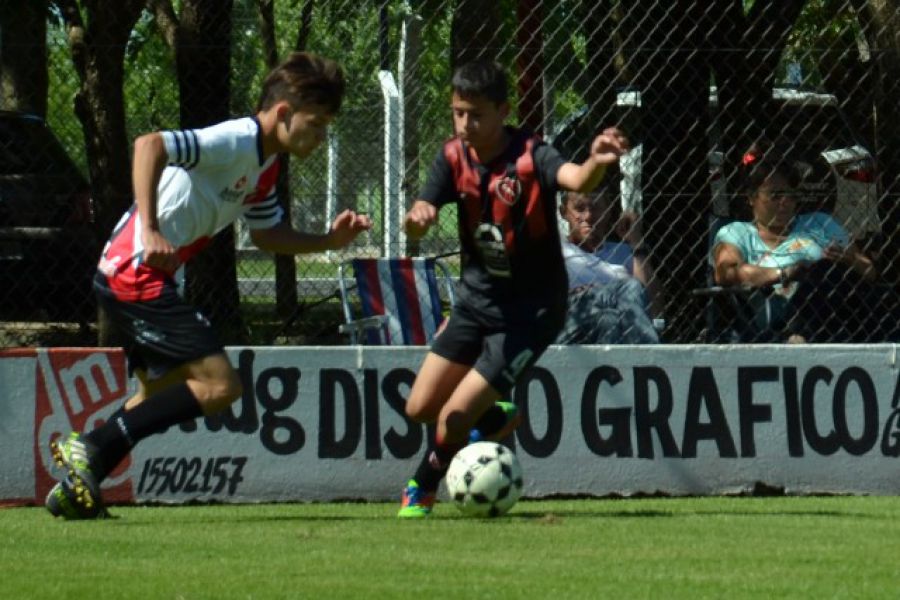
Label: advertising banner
xmin=2 ymin=345 xmax=899 ymax=507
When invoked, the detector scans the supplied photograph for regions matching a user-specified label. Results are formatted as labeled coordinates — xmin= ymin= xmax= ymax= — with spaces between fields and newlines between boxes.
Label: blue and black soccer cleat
xmin=469 ymin=401 xmax=522 ymax=444
xmin=397 ymin=479 xmax=436 ymax=518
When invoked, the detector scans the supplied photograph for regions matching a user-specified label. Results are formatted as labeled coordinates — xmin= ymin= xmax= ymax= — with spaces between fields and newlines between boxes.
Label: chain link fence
xmin=2 ymin=0 xmax=899 ymax=347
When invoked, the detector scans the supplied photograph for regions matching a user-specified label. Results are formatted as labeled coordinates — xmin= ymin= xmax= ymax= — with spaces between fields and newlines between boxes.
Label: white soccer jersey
xmin=98 ymin=117 xmax=283 ymax=301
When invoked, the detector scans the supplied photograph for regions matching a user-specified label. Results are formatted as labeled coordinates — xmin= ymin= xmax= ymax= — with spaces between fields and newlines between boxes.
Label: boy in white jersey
xmin=45 ymin=52 xmax=371 ymax=519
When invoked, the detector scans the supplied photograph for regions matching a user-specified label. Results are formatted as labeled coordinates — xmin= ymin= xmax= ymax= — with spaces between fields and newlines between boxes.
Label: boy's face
xmin=562 ymin=192 xmax=611 ymax=246
xmin=278 ymin=102 xmax=334 ymax=158
xmin=450 ymin=92 xmax=508 ymax=154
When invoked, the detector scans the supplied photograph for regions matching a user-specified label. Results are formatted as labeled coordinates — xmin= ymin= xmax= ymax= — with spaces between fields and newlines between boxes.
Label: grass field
xmin=2 ymin=496 xmax=899 ymax=599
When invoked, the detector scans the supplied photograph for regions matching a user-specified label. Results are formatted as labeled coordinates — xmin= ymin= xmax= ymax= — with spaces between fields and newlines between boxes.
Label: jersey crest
xmin=444 ymin=132 xmax=548 ymax=261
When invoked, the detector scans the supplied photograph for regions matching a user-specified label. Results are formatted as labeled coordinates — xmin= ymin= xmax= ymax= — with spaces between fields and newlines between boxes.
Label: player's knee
xmin=405 ymin=396 xmax=443 ymax=424
xmin=198 ymin=372 xmax=243 ymax=414
xmin=219 ymin=371 xmax=243 ymax=404
xmin=405 ymin=400 xmax=427 ymax=422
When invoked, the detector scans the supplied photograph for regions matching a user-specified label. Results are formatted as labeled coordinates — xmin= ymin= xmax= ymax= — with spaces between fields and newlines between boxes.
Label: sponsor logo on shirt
xmin=219 ymin=175 xmax=250 ymax=203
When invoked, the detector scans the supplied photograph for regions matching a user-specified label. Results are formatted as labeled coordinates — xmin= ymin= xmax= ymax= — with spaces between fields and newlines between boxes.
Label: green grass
xmin=3 ymin=497 xmax=899 ymax=599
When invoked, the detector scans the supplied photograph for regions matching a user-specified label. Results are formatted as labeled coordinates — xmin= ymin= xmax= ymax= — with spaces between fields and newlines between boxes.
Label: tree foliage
xmin=6 ymin=0 xmax=899 ymax=341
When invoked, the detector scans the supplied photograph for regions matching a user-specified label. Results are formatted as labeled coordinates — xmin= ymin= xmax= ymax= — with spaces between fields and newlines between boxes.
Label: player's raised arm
xmin=556 ymin=127 xmax=629 ymax=193
xmin=404 ymin=199 xmax=438 ymax=240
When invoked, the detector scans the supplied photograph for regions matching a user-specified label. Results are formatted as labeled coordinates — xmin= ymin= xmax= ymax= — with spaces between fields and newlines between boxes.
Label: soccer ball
xmin=445 ymin=441 xmax=524 ymax=517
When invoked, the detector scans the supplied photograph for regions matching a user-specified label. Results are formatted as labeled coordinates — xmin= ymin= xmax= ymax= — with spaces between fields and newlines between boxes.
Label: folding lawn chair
xmin=338 ymin=257 xmax=456 ymax=345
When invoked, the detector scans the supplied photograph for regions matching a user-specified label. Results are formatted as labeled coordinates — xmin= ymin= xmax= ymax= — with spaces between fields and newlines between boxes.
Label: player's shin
xmin=84 ymin=382 xmax=203 ymax=481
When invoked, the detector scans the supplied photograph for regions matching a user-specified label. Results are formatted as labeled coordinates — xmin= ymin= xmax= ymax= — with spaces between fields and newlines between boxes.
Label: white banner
xmin=1 ymin=345 xmax=899 ymax=506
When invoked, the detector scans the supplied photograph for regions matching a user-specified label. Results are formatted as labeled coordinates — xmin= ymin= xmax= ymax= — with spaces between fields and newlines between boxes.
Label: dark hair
xmin=256 ymin=52 xmax=345 ymax=113
xmin=739 ymin=140 xmax=802 ymax=196
xmin=451 ymin=60 xmax=508 ymax=104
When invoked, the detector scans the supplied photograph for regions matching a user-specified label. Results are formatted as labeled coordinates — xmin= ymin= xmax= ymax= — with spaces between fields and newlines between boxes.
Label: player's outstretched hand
xmin=590 ymin=127 xmax=630 ymax=165
xmin=404 ymin=200 xmax=438 ymax=240
xmin=328 ymin=209 xmax=372 ymax=249
xmin=141 ymin=228 xmax=179 ymax=272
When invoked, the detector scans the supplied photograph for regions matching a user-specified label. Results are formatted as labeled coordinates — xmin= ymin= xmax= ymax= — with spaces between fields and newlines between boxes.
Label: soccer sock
xmin=85 ymin=383 xmax=203 ymax=480
xmin=412 ymin=436 xmax=465 ymax=493
xmin=472 ymin=403 xmax=507 ymax=437
xmin=106 ymin=404 xmax=128 ymax=427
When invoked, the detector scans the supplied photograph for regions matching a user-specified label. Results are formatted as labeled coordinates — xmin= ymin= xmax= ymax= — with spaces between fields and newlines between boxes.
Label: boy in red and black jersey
xmin=399 ymin=60 xmax=628 ymax=517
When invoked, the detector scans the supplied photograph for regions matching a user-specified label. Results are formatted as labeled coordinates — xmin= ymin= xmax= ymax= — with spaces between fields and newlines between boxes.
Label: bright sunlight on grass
xmin=3 ymin=496 xmax=899 ymax=599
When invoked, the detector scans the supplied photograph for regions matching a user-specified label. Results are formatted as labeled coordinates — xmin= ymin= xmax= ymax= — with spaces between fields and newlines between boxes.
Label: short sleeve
xmin=242 ymin=191 xmax=284 ymax=230
xmin=532 ymin=142 xmax=567 ymax=193
xmin=709 ymin=221 xmax=752 ymax=264
xmin=161 ymin=119 xmax=254 ymax=171
xmin=811 ymin=212 xmax=851 ymax=248
xmin=417 ymin=146 xmax=457 ymax=208
xmin=712 ymin=221 xmax=750 ymax=257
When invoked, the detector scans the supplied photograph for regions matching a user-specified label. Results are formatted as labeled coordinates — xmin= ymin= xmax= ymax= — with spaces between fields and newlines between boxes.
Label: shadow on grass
xmin=506 ymin=508 xmax=880 ymax=521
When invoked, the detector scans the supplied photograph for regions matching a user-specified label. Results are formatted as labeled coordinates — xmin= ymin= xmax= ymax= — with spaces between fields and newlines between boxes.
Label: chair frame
xmin=337 ymin=256 xmax=456 ymax=345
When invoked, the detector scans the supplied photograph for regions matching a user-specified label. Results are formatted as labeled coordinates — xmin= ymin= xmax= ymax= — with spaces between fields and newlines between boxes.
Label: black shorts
xmin=94 ymin=274 xmax=223 ymax=380
xmin=431 ymin=296 xmax=566 ymax=396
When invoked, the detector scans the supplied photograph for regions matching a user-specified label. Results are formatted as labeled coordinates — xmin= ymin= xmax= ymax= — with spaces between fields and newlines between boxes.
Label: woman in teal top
xmin=712 ymin=142 xmax=880 ymax=342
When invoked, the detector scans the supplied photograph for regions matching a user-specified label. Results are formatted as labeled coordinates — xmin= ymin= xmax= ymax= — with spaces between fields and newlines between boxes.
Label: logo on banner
xmin=33 ymin=349 xmax=134 ymax=504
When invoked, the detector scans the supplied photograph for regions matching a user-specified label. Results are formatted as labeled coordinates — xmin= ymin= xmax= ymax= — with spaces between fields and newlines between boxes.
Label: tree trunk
xmin=858 ymin=0 xmax=900 ymax=283
xmin=710 ymin=0 xmax=807 ymax=209
xmin=0 ymin=0 xmax=48 ymax=115
xmin=451 ymin=0 xmax=501 ymax=68
xmin=516 ymin=0 xmax=545 ymax=133
xmin=577 ymin=0 xmax=619 ymax=135
xmin=635 ymin=0 xmax=712 ymax=342
xmin=257 ymin=0 xmax=300 ymax=318
xmin=176 ymin=0 xmax=246 ymax=343
xmin=54 ymin=1 xmax=144 ymax=345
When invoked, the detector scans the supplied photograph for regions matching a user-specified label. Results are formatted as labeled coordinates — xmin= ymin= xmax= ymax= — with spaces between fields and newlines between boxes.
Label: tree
xmin=256 ymin=0 xmax=315 ymax=319
xmin=51 ymin=0 xmax=145 ymax=344
xmin=857 ymin=0 xmax=900 ymax=282
xmin=622 ymin=0 xmax=810 ymax=341
xmin=52 ymin=0 xmax=144 ymax=233
xmin=0 ymin=0 xmax=48 ymax=115
xmin=577 ymin=0 xmax=620 ymax=133
xmin=516 ymin=0 xmax=545 ymax=133
xmin=451 ymin=0 xmax=501 ymax=67
xmin=626 ymin=1 xmax=712 ymax=342
xmin=150 ymin=0 xmax=245 ymax=342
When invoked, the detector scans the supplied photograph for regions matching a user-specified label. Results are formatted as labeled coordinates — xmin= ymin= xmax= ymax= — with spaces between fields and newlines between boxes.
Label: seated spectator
xmin=555 ymin=186 xmax=660 ymax=344
xmin=712 ymin=141 xmax=897 ymax=343
xmin=559 ymin=187 xmax=663 ymax=317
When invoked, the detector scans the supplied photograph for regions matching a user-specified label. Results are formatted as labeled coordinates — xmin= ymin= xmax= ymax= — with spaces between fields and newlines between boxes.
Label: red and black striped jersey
xmin=419 ymin=127 xmax=568 ymax=306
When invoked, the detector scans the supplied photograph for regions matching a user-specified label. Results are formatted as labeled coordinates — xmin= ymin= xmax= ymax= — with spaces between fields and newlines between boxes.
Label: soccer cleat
xmin=469 ymin=401 xmax=522 ymax=444
xmin=397 ymin=479 xmax=436 ymax=518
xmin=45 ymin=476 xmax=110 ymax=520
xmin=49 ymin=432 xmax=105 ymax=515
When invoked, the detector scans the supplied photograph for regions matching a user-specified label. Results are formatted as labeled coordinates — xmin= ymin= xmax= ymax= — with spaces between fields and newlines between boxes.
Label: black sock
xmin=85 ymin=383 xmax=203 ymax=480
xmin=412 ymin=433 xmax=464 ymax=493
xmin=472 ymin=404 xmax=506 ymax=437
xmin=108 ymin=405 xmax=127 ymax=423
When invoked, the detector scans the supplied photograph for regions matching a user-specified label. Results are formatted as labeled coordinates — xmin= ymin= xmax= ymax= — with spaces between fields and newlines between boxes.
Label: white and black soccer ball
xmin=445 ymin=441 xmax=524 ymax=517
